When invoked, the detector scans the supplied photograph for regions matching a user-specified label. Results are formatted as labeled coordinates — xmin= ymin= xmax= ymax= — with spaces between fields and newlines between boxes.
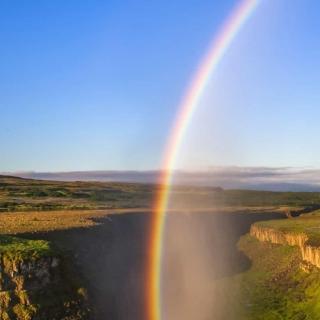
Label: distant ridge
xmin=0 ymin=174 xmax=30 ymax=180
xmin=3 ymin=171 xmax=160 ymax=183
xmin=3 ymin=167 xmax=320 ymax=192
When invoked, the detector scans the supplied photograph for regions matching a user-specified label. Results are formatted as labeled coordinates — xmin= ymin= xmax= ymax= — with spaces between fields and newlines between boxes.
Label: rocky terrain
xmin=250 ymin=211 xmax=320 ymax=269
xmin=0 ymin=236 xmax=89 ymax=320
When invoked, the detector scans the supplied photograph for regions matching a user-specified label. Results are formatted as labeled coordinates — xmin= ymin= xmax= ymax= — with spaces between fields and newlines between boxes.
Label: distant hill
xmin=4 ymin=170 xmax=160 ymax=183
xmin=0 ymin=174 xmax=27 ymax=180
xmin=4 ymin=167 xmax=320 ymax=192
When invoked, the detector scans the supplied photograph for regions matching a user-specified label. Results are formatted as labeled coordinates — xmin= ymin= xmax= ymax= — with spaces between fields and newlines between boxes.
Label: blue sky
xmin=1 ymin=0 xmax=320 ymax=171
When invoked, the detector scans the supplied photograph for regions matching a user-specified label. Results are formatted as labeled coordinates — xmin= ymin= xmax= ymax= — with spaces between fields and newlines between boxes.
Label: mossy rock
xmin=0 ymin=236 xmax=91 ymax=319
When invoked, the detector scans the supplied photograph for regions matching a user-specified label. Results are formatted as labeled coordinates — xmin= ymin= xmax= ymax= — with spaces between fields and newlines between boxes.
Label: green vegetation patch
xmin=0 ymin=175 xmax=155 ymax=212
xmin=236 ymin=234 xmax=320 ymax=320
xmin=0 ymin=235 xmax=53 ymax=261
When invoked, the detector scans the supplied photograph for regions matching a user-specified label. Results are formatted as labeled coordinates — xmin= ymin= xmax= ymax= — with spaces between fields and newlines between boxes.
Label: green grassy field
xmin=1 ymin=175 xmax=320 ymax=212
xmin=0 ymin=175 xmax=154 ymax=211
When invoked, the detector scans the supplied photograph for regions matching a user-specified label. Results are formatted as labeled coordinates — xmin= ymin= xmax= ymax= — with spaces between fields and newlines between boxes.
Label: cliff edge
xmin=250 ymin=211 xmax=320 ymax=269
xmin=0 ymin=236 xmax=90 ymax=320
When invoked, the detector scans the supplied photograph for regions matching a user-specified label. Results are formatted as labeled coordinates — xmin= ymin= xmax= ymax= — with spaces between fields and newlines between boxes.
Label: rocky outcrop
xmin=0 ymin=253 xmax=90 ymax=320
xmin=300 ymin=245 xmax=320 ymax=269
xmin=250 ymin=225 xmax=308 ymax=247
xmin=250 ymin=224 xmax=320 ymax=269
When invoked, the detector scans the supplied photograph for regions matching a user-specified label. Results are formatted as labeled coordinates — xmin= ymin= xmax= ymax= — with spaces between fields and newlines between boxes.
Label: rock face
xmin=0 ymin=253 xmax=90 ymax=320
xmin=250 ymin=224 xmax=320 ymax=269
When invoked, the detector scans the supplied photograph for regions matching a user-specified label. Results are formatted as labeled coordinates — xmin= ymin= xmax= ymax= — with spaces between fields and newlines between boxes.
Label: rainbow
xmin=147 ymin=1 xmax=260 ymax=319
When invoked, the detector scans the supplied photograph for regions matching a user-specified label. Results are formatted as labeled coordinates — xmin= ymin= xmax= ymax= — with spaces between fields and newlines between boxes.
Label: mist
xmin=160 ymin=197 xmax=285 ymax=320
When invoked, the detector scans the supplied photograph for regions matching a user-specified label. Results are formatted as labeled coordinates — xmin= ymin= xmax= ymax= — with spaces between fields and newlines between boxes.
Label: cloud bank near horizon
xmin=3 ymin=167 xmax=320 ymax=192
